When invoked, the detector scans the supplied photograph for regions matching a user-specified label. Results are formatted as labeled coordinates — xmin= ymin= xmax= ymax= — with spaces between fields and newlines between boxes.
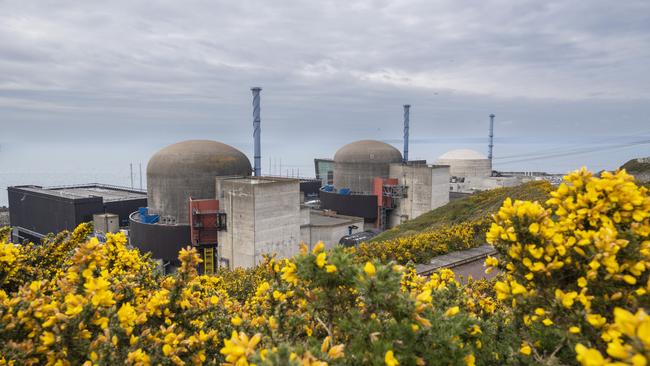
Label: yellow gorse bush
xmin=0 ymin=167 xmax=647 ymax=366
xmin=354 ymin=219 xmax=490 ymax=264
xmin=486 ymin=168 xmax=650 ymax=365
xmin=0 ymin=227 xmax=508 ymax=365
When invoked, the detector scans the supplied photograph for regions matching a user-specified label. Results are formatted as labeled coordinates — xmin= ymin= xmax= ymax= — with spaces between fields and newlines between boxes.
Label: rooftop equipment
xmin=251 ymin=87 xmax=262 ymax=176
xmin=403 ymin=104 xmax=410 ymax=163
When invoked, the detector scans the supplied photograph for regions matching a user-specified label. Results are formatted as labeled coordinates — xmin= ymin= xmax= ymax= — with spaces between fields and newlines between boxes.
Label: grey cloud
xmin=0 ymin=0 xmax=649 ymax=199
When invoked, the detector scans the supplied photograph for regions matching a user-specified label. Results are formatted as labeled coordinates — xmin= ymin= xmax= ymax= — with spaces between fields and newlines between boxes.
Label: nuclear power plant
xmin=6 ymin=88 xmax=549 ymax=272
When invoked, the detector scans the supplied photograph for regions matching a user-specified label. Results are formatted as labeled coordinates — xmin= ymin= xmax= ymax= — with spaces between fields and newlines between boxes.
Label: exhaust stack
xmin=488 ymin=113 xmax=495 ymax=162
xmin=251 ymin=87 xmax=262 ymax=176
xmin=403 ymin=104 xmax=410 ymax=163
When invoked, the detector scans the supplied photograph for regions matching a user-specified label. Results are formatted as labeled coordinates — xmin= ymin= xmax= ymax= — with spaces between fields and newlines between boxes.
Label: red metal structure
xmin=372 ymin=177 xmax=403 ymax=230
xmin=189 ymin=198 xmax=226 ymax=274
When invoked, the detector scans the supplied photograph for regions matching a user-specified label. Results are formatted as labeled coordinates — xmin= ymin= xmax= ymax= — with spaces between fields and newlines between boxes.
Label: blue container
xmin=139 ymin=207 xmax=160 ymax=224
xmin=322 ymin=185 xmax=334 ymax=192
xmin=339 ymin=188 xmax=351 ymax=195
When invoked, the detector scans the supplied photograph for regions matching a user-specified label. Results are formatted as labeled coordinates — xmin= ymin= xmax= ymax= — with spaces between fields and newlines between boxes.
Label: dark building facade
xmin=8 ymin=184 xmax=146 ymax=242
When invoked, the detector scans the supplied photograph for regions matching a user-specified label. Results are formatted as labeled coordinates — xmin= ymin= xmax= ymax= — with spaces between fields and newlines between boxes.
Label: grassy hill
xmin=370 ymin=180 xmax=552 ymax=243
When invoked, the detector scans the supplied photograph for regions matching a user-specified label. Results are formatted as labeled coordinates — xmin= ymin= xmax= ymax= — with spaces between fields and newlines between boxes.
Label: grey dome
xmin=148 ymin=140 xmax=252 ymax=177
xmin=147 ymin=140 xmax=251 ymax=223
xmin=333 ymin=140 xmax=402 ymax=193
xmin=334 ymin=140 xmax=403 ymax=164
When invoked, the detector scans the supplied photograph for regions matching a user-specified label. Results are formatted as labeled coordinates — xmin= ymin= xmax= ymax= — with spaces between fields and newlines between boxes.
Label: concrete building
xmin=300 ymin=208 xmax=364 ymax=251
xmin=130 ymin=140 xmax=252 ymax=266
xmin=314 ymin=158 xmax=334 ymax=186
xmin=216 ymin=176 xmax=301 ymax=268
xmin=93 ymin=213 xmax=119 ymax=234
xmin=333 ymin=140 xmax=403 ymax=193
xmin=388 ymin=163 xmax=450 ymax=226
xmin=8 ymin=184 xmax=146 ymax=242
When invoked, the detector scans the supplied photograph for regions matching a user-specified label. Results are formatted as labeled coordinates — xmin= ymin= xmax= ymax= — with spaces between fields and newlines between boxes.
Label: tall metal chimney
xmin=488 ymin=113 xmax=495 ymax=162
xmin=403 ymin=104 xmax=410 ymax=163
xmin=251 ymin=87 xmax=262 ymax=176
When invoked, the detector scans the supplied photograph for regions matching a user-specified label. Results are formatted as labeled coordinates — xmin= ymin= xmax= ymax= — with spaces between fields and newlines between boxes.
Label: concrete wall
xmin=300 ymin=211 xmax=364 ymax=251
xmin=437 ymin=158 xmax=492 ymax=178
xmin=217 ymin=179 xmax=256 ymax=269
xmin=450 ymin=176 xmax=521 ymax=193
xmin=253 ymin=180 xmax=301 ymax=263
xmin=217 ymin=178 xmax=300 ymax=269
xmin=388 ymin=164 xmax=450 ymax=227
xmin=431 ymin=166 xmax=450 ymax=209
xmin=334 ymin=161 xmax=393 ymax=194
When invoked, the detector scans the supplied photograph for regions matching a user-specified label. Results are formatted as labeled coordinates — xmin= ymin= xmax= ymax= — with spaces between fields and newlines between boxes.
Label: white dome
xmin=438 ymin=149 xmax=487 ymax=160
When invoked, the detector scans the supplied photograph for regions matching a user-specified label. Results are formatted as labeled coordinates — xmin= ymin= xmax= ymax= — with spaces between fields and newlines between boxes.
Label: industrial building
xmin=4 ymin=90 xmax=527 ymax=274
xmin=129 ymin=139 xmax=253 ymax=268
xmin=7 ymin=184 xmax=146 ymax=242
xmin=314 ymin=158 xmax=334 ymax=186
xmin=319 ymin=139 xmax=450 ymax=229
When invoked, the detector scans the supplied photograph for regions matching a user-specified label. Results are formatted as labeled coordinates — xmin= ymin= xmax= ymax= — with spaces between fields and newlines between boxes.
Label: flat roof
xmin=220 ymin=176 xmax=300 ymax=185
xmin=309 ymin=210 xmax=363 ymax=227
xmin=10 ymin=184 xmax=147 ymax=202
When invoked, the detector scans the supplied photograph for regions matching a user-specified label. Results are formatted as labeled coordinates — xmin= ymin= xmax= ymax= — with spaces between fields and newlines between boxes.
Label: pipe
xmin=251 ymin=87 xmax=262 ymax=176
xmin=403 ymin=104 xmax=410 ymax=163
xmin=488 ymin=114 xmax=495 ymax=162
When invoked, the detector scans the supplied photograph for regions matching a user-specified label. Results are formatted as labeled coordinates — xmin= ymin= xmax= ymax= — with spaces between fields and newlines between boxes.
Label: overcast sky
xmin=1 ymin=0 xmax=649 ymax=202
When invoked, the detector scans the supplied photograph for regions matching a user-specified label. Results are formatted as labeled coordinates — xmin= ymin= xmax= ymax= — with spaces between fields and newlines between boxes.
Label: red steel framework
xmin=372 ymin=177 xmax=405 ymax=230
xmin=189 ymin=198 xmax=226 ymax=274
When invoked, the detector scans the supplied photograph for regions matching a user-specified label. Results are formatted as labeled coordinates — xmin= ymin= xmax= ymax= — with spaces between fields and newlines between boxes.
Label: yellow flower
xmin=570 ymin=326 xmax=581 ymax=334
xmin=469 ymin=325 xmax=482 ymax=335
xmin=520 ymin=343 xmax=532 ymax=356
xmin=577 ymin=277 xmax=588 ymax=288
xmin=127 ymin=349 xmax=150 ymax=366
xmin=313 ymin=242 xmax=325 ymax=254
xmin=444 ymin=306 xmax=460 ymax=317
xmin=575 ymin=344 xmax=606 ymax=366
xmin=364 ymin=262 xmax=376 ymax=277
xmin=41 ymin=331 xmax=56 ymax=346
xmin=231 ymin=316 xmax=242 ymax=326
xmin=606 ymin=341 xmax=629 ymax=359
xmin=586 ymin=314 xmax=607 ymax=328
xmin=117 ymin=303 xmax=138 ymax=335
xmin=328 ymin=344 xmax=345 ymax=359
xmin=385 ymin=350 xmax=399 ymax=366
xmin=325 ymin=264 xmax=337 ymax=273
xmin=321 ymin=336 xmax=330 ymax=353
xmin=316 ymin=253 xmax=327 ymax=268
xmin=464 ymin=353 xmax=476 ymax=366
xmin=220 ymin=331 xmax=262 ymax=366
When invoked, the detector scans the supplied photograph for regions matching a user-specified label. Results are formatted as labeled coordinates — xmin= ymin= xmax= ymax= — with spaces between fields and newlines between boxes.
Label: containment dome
xmin=436 ymin=149 xmax=491 ymax=177
xmin=147 ymin=140 xmax=252 ymax=223
xmin=333 ymin=140 xmax=402 ymax=193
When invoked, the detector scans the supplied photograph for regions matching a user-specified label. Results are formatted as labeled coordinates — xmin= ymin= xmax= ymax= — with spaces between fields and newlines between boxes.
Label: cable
xmin=495 ymin=140 xmax=650 ymax=165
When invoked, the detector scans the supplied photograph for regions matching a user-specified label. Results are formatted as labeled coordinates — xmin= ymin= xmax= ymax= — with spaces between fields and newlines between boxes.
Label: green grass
xmin=370 ymin=180 xmax=552 ymax=242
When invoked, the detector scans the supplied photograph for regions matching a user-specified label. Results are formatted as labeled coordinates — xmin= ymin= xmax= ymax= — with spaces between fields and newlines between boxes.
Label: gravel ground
xmin=452 ymin=260 xmax=500 ymax=284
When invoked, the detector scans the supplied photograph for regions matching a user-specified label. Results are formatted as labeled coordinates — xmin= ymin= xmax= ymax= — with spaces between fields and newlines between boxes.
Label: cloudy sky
xmin=1 ymin=0 xmax=649 ymax=203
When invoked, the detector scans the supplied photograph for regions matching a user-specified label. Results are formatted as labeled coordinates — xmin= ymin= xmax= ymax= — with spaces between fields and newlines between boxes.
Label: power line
xmin=496 ymin=139 xmax=650 ymax=165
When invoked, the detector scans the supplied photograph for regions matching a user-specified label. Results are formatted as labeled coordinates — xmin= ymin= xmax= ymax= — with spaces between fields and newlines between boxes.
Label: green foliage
xmin=371 ymin=181 xmax=552 ymax=242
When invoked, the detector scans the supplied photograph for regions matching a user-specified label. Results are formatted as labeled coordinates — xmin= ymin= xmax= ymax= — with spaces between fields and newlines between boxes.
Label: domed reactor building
xmin=129 ymin=140 xmax=253 ymax=270
xmin=320 ymin=106 xmax=450 ymax=230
